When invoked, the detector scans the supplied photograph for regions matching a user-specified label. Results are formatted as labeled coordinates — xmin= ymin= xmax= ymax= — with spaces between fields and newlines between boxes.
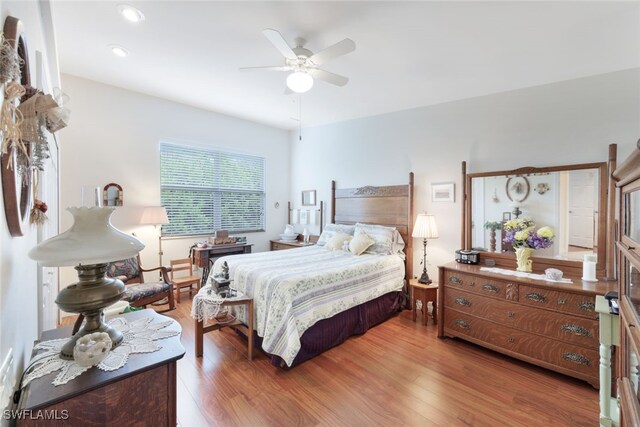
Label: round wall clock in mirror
xmin=1 ymin=16 xmax=32 ymax=237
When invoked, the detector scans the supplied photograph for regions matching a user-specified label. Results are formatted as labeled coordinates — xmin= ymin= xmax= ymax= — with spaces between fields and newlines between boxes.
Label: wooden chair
xmin=106 ymin=255 xmax=175 ymax=312
xmin=170 ymin=258 xmax=200 ymax=303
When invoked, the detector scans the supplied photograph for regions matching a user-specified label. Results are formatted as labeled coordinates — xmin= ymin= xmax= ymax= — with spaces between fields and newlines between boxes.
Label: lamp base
xmin=56 ymin=263 xmax=126 ymax=360
xmin=418 ymin=271 xmax=432 ymax=285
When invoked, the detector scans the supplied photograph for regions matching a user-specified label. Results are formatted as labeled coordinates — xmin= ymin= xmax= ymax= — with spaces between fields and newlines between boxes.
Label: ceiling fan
xmin=240 ymin=29 xmax=356 ymax=94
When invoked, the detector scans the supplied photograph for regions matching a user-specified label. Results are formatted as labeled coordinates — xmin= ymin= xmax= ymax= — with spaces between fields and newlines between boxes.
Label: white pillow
xmin=349 ymin=231 xmax=376 ymax=256
xmin=354 ymin=223 xmax=396 ymax=255
xmin=324 ymin=233 xmax=353 ymax=251
xmin=317 ymin=224 xmax=356 ymax=246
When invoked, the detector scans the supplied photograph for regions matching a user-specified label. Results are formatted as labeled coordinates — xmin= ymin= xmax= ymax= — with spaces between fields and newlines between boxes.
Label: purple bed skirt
xmin=254 ymin=291 xmax=404 ymax=368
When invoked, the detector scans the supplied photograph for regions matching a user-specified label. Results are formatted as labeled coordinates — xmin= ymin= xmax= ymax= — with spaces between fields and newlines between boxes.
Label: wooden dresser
xmin=438 ymin=262 xmax=615 ymax=387
xmin=16 ymin=309 xmax=185 ymax=426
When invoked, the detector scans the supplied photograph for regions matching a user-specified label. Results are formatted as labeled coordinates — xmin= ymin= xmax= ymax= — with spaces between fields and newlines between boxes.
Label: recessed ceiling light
xmin=109 ymin=45 xmax=129 ymax=57
xmin=117 ymin=4 xmax=145 ymax=23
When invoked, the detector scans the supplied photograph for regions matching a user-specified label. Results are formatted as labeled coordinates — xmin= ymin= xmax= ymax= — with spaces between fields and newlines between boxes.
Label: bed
xmin=211 ymin=173 xmax=414 ymax=367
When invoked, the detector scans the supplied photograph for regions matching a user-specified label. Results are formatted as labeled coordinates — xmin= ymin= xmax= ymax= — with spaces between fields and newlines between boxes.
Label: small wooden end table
xmin=195 ymin=292 xmax=254 ymax=360
xmin=409 ymin=279 xmax=438 ymax=325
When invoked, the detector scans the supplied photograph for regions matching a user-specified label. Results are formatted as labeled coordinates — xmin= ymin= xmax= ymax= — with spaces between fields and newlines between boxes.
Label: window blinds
xmin=160 ymin=143 xmax=265 ymax=236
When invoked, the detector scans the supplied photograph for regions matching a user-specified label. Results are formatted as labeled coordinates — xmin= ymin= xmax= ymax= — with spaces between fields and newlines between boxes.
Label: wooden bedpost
xmin=461 ymin=161 xmax=467 ymax=250
xmin=606 ymin=143 xmax=617 ymax=280
xmin=407 ymin=172 xmax=414 ymax=282
xmin=287 ymin=201 xmax=292 ymax=225
xmin=319 ymin=200 xmax=324 ymax=234
xmin=331 ymin=180 xmax=336 ymax=224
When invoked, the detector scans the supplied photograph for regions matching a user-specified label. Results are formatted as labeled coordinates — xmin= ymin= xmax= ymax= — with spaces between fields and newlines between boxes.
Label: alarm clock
xmin=455 ymin=249 xmax=480 ymax=265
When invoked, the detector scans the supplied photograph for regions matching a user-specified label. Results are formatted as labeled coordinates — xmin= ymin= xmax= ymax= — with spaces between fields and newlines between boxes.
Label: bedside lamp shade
xmin=140 ymin=206 xmax=169 ymax=226
xmin=412 ymin=213 xmax=439 ymax=240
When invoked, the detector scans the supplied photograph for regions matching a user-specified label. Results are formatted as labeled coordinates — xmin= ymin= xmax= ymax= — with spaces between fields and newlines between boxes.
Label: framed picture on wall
xmin=431 ymin=183 xmax=455 ymax=202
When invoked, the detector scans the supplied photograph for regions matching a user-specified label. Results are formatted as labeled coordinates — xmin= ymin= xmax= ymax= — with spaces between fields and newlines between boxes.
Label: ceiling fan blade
xmin=263 ymin=29 xmax=297 ymax=60
xmin=239 ymin=66 xmax=290 ymax=71
xmin=308 ymin=38 xmax=355 ymax=65
xmin=308 ymin=69 xmax=349 ymax=86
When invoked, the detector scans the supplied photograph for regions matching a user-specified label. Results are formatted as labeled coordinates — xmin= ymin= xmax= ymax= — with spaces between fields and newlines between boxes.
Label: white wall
xmin=0 ymin=0 xmax=59 ymax=414
xmin=58 ymin=74 xmax=291 ymax=289
xmin=290 ymin=69 xmax=640 ymax=280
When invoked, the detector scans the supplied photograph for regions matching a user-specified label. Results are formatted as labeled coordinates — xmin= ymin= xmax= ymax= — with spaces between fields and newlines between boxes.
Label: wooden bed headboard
xmin=330 ymin=172 xmax=414 ymax=281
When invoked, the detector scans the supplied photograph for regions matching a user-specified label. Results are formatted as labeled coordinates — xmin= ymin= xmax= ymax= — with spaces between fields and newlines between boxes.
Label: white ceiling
xmin=51 ymin=1 xmax=640 ymax=130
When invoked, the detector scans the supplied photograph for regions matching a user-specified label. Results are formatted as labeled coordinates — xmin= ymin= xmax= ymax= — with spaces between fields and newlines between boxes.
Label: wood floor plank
xmin=165 ymin=294 xmax=600 ymax=426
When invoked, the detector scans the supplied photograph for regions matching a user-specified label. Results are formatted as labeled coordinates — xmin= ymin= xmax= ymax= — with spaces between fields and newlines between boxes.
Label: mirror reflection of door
xmin=568 ymin=170 xmax=596 ymax=249
xmin=103 ymin=183 xmax=123 ymax=207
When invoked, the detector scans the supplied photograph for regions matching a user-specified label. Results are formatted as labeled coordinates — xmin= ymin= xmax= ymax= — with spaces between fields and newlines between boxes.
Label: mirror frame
xmin=463 ymin=160 xmax=612 ymax=279
xmin=103 ymin=183 xmax=123 ymax=207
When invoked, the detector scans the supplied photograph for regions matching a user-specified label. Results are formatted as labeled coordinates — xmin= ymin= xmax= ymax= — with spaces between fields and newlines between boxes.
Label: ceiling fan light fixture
xmin=286 ymin=71 xmax=313 ymax=93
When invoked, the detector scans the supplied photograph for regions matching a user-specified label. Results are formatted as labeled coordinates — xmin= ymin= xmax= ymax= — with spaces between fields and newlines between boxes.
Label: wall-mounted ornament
xmin=492 ymin=188 xmax=499 ymax=203
xmin=1 ymin=16 xmax=32 ymax=237
xmin=505 ymin=176 xmax=530 ymax=203
xmin=534 ymin=182 xmax=550 ymax=195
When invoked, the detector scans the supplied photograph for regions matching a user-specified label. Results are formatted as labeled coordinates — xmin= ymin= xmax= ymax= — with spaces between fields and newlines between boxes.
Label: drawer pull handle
xmin=507 ymin=311 xmax=516 ymax=318
xmin=449 ymin=276 xmax=463 ymax=284
xmin=578 ymin=301 xmax=595 ymax=312
xmin=454 ymin=319 xmax=471 ymax=329
xmin=454 ymin=297 xmax=471 ymax=307
xmin=507 ymin=336 xmax=515 ymax=343
xmin=562 ymin=352 xmax=591 ymax=366
xmin=558 ymin=298 xmax=566 ymax=305
xmin=525 ymin=292 xmax=547 ymax=303
xmin=560 ymin=324 xmax=593 ymax=338
xmin=482 ymin=284 xmax=500 ymax=294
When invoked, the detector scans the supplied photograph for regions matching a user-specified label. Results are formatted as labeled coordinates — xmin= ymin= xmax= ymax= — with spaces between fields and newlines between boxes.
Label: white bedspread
xmin=211 ymin=246 xmax=404 ymax=366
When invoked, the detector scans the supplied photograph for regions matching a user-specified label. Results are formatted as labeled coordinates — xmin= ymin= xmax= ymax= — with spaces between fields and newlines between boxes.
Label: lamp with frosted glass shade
xmin=28 ymin=207 xmax=145 ymax=359
xmin=412 ymin=213 xmax=439 ymax=284
xmin=140 ymin=206 xmax=169 ymax=266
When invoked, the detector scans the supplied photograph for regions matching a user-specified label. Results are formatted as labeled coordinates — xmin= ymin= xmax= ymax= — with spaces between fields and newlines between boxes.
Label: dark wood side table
xmin=191 ymin=243 xmax=253 ymax=287
xmin=410 ymin=279 xmax=438 ymax=325
xmin=195 ymin=292 xmax=254 ymax=360
xmin=15 ymin=309 xmax=185 ymax=426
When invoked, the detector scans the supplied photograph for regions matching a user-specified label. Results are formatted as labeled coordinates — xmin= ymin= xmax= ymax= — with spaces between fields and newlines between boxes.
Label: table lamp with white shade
xmin=28 ymin=207 xmax=145 ymax=359
xmin=412 ymin=213 xmax=439 ymax=284
xmin=140 ymin=206 xmax=169 ymax=266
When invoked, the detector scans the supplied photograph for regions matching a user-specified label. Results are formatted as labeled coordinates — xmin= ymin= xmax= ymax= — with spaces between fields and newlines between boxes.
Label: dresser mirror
xmin=463 ymin=154 xmax=615 ymax=278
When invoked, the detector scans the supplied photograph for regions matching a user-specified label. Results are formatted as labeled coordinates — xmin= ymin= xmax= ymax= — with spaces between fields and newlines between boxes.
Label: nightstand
xmin=409 ymin=279 xmax=438 ymax=325
xmin=270 ymin=236 xmax=318 ymax=251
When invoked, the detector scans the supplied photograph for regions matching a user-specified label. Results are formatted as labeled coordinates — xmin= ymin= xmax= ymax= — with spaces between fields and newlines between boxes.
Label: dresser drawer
xmin=444 ymin=310 xmax=598 ymax=379
xmin=444 ymin=288 xmax=599 ymax=348
xmin=444 ymin=271 xmax=507 ymax=299
xmin=519 ymin=285 xmax=597 ymax=318
xmin=270 ymin=242 xmax=292 ymax=251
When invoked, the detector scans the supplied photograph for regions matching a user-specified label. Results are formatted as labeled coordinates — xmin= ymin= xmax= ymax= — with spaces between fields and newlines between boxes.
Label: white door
xmin=36 ymin=50 xmax=59 ymax=332
xmin=568 ymin=170 xmax=596 ymax=249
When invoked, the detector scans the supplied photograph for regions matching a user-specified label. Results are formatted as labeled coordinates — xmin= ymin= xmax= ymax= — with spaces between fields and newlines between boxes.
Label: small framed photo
xmin=502 ymin=212 xmax=512 ymax=221
xmin=299 ymin=209 xmax=308 ymax=224
xmin=431 ymin=183 xmax=455 ymax=202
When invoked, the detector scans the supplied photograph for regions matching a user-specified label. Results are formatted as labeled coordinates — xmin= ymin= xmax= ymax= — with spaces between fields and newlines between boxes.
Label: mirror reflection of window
xmin=106 ymin=187 xmax=118 ymax=206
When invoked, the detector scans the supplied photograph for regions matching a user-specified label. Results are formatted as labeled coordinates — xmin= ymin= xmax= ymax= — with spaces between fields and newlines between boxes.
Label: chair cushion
xmin=122 ymin=281 xmax=171 ymax=303
xmin=107 ymin=257 xmax=141 ymax=282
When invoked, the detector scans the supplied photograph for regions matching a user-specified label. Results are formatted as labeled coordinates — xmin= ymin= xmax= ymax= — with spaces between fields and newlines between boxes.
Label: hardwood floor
xmin=162 ymin=297 xmax=598 ymax=426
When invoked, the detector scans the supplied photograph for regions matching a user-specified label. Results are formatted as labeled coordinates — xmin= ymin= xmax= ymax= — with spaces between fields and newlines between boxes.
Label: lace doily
xmin=479 ymin=267 xmax=573 ymax=284
xmin=22 ymin=316 xmax=179 ymax=387
xmin=191 ymin=285 xmax=224 ymax=322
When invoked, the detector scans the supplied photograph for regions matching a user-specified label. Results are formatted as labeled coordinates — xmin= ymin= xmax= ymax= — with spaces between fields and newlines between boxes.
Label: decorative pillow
xmin=354 ymin=223 xmax=396 ymax=255
xmin=316 ymin=223 xmax=356 ymax=246
xmin=349 ymin=231 xmax=376 ymax=256
xmin=324 ymin=233 xmax=353 ymax=251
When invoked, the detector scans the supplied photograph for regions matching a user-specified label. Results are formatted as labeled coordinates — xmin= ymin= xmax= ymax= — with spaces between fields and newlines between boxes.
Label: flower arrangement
xmin=503 ymin=217 xmax=555 ymax=250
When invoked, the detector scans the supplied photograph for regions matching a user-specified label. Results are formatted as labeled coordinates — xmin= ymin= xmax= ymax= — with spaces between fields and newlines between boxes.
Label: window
xmin=160 ymin=143 xmax=265 ymax=236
